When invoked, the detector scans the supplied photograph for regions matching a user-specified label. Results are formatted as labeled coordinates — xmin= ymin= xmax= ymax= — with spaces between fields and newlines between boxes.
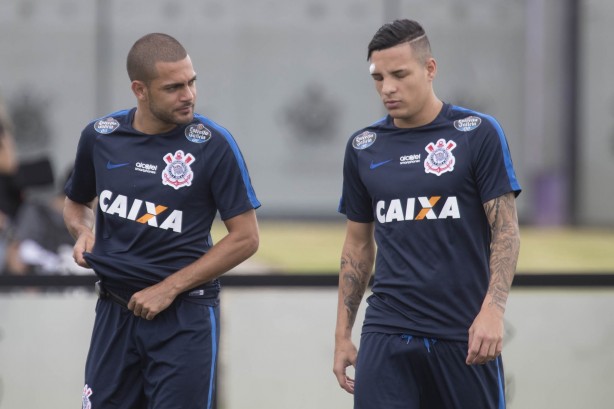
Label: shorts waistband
xmin=95 ymin=280 xmax=220 ymax=307
xmin=95 ymin=281 xmax=129 ymax=308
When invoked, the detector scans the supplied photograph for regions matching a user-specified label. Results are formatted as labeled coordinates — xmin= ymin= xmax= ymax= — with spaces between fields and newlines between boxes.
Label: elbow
xmin=511 ymin=223 xmax=521 ymax=253
xmin=245 ymin=231 xmax=259 ymax=258
xmin=225 ymin=210 xmax=259 ymax=260
xmin=234 ymin=229 xmax=259 ymax=260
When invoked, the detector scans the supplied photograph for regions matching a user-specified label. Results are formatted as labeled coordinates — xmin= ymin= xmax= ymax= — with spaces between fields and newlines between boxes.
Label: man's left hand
xmin=466 ymin=305 xmax=504 ymax=365
xmin=128 ymin=282 xmax=177 ymax=320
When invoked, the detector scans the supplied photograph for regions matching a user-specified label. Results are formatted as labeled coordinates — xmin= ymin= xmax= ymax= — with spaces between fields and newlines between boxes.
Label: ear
xmin=131 ymin=80 xmax=148 ymax=101
xmin=426 ymin=57 xmax=437 ymax=80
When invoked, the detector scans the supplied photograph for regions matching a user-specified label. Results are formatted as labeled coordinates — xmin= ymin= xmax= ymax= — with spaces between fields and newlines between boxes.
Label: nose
xmin=381 ymin=78 xmax=396 ymax=96
xmin=181 ymin=85 xmax=195 ymax=102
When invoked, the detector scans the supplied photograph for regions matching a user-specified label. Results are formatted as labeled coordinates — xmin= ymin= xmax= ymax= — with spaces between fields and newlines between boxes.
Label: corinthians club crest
xmin=162 ymin=150 xmax=196 ymax=189
xmin=424 ymin=138 xmax=457 ymax=176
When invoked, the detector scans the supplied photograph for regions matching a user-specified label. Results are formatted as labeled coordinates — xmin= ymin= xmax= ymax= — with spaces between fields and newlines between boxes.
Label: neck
xmin=394 ymin=96 xmax=443 ymax=129
xmin=132 ymin=107 xmax=176 ymax=135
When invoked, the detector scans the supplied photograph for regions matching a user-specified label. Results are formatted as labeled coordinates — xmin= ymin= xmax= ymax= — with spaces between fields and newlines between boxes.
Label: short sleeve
xmin=208 ymin=128 xmax=260 ymax=220
xmin=471 ymin=116 xmax=521 ymax=204
xmin=64 ymin=127 xmax=97 ymax=204
xmin=338 ymin=139 xmax=374 ymax=222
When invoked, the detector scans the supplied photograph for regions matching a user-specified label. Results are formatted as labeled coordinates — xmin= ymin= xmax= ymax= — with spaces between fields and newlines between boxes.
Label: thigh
xmin=354 ymin=332 xmax=422 ymax=409
xmin=84 ymin=299 xmax=146 ymax=409
xmin=139 ymin=299 xmax=220 ymax=409
xmin=428 ymin=340 xmax=506 ymax=409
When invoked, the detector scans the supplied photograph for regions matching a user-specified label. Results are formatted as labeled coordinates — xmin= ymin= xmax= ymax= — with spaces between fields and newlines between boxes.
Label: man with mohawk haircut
xmin=334 ymin=19 xmax=521 ymax=409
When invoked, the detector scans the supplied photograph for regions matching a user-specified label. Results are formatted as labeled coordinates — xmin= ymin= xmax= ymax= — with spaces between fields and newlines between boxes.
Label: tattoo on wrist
xmin=340 ymin=254 xmax=370 ymax=328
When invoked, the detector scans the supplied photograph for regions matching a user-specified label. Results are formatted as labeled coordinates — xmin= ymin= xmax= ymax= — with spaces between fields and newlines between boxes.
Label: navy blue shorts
xmin=354 ymin=332 xmax=506 ymax=409
xmin=81 ymin=287 xmax=220 ymax=409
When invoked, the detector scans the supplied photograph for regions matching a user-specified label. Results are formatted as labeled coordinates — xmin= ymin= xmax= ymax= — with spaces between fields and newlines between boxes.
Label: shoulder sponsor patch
xmin=453 ymin=115 xmax=481 ymax=132
xmin=94 ymin=117 xmax=120 ymax=134
xmin=352 ymin=131 xmax=377 ymax=150
xmin=185 ymin=123 xmax=212 ymax=143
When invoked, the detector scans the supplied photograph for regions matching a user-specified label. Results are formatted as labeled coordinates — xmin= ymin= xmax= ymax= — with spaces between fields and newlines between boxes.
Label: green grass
xmin=516 ymin=227 xmax=614 ymax=273
xmin=212 ymin=221 xmax=614 ymax=274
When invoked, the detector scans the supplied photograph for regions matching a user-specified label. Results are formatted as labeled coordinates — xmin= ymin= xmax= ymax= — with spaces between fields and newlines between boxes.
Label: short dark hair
xmin=126 ymin=33 xmax=188 ymax=83
xmin=367 ymin=19 xmax=432 ymax=62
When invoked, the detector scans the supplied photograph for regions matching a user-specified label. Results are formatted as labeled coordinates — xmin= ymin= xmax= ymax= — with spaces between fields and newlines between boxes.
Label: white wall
xmin=0 ymin=0 xmax=536 ymax=221
xmin=0 ymin=287 xmax=612 ymax=408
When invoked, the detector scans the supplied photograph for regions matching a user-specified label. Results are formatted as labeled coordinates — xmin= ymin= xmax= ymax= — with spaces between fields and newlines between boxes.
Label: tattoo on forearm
xmin=340 ymin=254 xmax=371 ymax=329
xmin=484 ymin=194 xmax=520 ymax=312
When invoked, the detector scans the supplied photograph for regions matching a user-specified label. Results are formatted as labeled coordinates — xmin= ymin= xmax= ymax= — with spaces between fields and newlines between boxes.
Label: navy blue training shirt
xmin=339 ymin=103 xmax=521 ymax=342
xmin=65 ymin=108 xmax=260 ymax=290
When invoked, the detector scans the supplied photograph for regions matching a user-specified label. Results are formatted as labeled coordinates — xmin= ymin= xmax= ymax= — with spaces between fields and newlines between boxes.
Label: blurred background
xmin=0 ymin=0 xmax=612 ymax=224
xmin=0 ymin=0 xmax=613 ymax=408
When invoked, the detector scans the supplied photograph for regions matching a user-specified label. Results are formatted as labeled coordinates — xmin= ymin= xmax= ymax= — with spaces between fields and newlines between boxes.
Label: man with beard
xmin=64 ymin=33 xmax=260 ymax=409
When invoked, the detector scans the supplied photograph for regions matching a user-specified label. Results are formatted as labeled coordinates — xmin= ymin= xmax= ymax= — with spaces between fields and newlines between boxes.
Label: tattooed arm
xmin=333 ymin=220 xmax=375 ymax=394
xmin=466 ymin=192 xmax=520 ymax=365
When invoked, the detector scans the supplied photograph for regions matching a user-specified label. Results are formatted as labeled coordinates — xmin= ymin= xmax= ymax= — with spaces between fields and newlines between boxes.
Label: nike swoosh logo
xmin=106 ymin=161 xmax=130 ymax=170
xmin=370 ymin=159 xmax=392 ymax=170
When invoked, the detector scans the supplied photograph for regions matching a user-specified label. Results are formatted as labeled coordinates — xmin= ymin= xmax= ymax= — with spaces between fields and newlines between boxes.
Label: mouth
xmin=384 ymin=100 xmax=401 ymax=109
xmin=177 ymin=105 xmax=194 ymax=115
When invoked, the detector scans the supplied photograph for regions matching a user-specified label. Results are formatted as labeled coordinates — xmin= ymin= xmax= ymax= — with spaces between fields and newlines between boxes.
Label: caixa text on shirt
xmin=99 ymin=190 xmax=183 ymax=233
xmin=376 ymin=196 xmax=460 ymax=224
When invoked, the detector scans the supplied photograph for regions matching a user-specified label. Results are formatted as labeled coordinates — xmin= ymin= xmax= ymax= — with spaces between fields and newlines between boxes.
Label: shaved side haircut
xmin=127 ymin=33 xmax=188 ymax=83
xmin=367 ymin=19 xmax=432 ymax=64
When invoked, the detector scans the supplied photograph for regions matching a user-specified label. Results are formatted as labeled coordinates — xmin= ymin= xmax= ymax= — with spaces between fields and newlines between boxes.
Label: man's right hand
xmin=333 ymin=338 xmax=358 ymax=394
xmin=73 ymin=230 xmax=94 ymax=268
